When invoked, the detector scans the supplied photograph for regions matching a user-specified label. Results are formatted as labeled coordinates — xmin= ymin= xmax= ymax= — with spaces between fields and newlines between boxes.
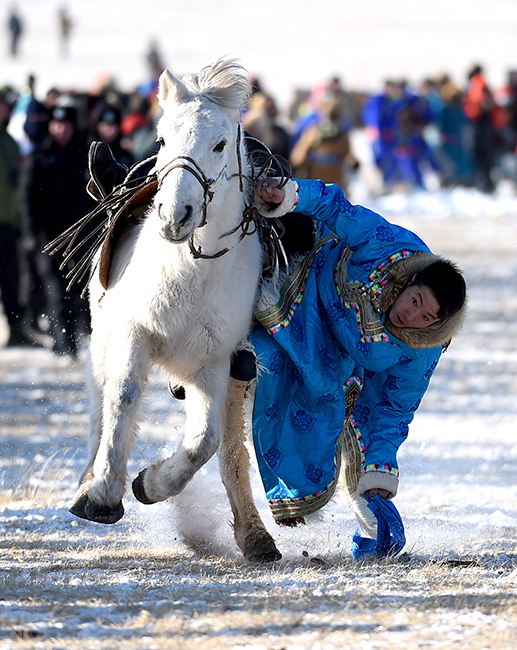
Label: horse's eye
xmin=157 ymin=136 xmax=165 ymax=147
xmin=213 ymin=140 xmax=227 ymax=153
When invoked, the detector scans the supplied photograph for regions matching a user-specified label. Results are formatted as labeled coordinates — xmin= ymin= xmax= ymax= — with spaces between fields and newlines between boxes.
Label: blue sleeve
xmin=354 ymin=347 xmax=441 ymax=474
xmin=293 ymin=179 xmax=430 ymax=255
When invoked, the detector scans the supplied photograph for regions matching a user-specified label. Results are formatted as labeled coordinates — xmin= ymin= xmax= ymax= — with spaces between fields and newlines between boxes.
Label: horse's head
xmin=153 ymin=60 xmax=251 ymax=244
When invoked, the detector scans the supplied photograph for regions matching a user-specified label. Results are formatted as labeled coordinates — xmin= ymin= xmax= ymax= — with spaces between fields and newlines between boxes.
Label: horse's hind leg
xmin=219 ymin=378 xmax=281 ymax=562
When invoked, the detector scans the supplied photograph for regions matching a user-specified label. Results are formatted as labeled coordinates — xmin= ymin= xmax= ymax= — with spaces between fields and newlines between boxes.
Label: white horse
xmin=69 ymin=60 xmax=281 ymax=562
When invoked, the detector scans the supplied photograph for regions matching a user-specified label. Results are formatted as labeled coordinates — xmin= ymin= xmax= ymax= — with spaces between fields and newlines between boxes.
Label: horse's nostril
xmin=179 ymin=205 xmax=193 ymax=227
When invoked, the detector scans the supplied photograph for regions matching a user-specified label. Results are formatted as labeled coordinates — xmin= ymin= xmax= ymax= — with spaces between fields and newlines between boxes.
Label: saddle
xmin=86 ymin=142 xmax=158 ymax=290
xmin=44 ymin=140 xmax=316 ymax=296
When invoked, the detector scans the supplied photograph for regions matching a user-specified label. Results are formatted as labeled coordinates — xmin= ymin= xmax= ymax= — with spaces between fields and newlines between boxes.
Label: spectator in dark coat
xmin=88 ymin=103 xmax=133 ymax=171
xmin=462 ymin=65 xmax=499 ymax=193
xmin=19 ymin=103 xmax=94 ymax=354
xmin=0 ymin=88 xmax=33 ymax=346
xmin=7 ymin=7 xmax=23 ymax=57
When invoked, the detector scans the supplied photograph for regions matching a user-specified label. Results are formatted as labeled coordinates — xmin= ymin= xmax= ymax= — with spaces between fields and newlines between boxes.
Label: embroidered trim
xmin=363 ymin=463 xmax=399 ymax=477
xmin=340 ymin=417 xmax=366 ymax=495
xmin=269 ymin=443 xmax=342 ymax=521
xmin=256 ymin=234 xmax=338 ymax=334
xmin=344 ymin=375 xmax=363 ymax=418
xmin=334 ymin=249 xmax=415 ymax=344
xmin=368 ymin=250 xmax=413 ymax=288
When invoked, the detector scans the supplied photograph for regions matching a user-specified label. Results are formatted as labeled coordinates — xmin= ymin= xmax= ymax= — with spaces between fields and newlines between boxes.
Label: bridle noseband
xmin=156 ymin=154 xmax=227 ymax=233
xmin=154 ymin=125 xmax=289 ymax=263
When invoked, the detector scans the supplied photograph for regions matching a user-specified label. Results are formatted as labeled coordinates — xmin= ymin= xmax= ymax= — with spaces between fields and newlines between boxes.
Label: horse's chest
xmin=146 ymin=277 xmax=231 ymax=343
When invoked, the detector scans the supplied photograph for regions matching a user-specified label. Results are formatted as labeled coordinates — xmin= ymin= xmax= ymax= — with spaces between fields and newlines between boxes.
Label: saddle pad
xmin=99 ymin=179 xmax=158 ymax=289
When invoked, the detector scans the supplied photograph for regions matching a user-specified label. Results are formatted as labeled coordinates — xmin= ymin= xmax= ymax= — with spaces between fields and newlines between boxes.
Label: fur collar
xmin=380 ymin=252 xmax=467 ymax=349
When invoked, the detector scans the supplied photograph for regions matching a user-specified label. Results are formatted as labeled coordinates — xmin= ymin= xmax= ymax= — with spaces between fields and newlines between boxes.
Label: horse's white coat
xmin=79 ymin=61 xmax=264 ymax=522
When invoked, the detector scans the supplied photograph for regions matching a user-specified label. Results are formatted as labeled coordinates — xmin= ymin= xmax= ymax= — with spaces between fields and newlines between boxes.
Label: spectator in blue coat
xmin=362 ymin=80 xmax=401 ymax=186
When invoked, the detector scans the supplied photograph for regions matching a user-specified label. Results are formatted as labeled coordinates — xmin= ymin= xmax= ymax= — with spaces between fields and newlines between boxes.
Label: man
xmin=65 ymin=143 xmax=467 ymax=549
xmin=252 ymin=177 xmax=466 ymax=539
xmin=0 ymin=88 xmax=32 ymax=346
xmin=20 ymin=102 xmax=94 ymax=354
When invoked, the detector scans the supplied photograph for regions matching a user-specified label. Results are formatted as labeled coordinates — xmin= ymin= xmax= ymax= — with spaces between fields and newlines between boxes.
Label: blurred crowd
xmin=2 ymin=60 xmax=517 ymax=353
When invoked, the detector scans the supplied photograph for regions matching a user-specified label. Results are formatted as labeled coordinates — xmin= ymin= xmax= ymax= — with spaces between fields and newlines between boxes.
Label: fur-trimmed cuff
xmin=255 ymin=178 xmax=299 ymax=218
xmin=356 ymin=470 xmax=399 ymax=499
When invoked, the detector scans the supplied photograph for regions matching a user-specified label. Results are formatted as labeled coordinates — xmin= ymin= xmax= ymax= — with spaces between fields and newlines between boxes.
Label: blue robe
xmin=251 ymin=180 xmax=442 ymax=521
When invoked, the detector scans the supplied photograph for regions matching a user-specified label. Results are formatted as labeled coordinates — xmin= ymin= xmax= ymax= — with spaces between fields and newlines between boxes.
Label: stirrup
xmin=167 ymin=350 xmax=257 ymax=401
xmin=86 ymin=141 xmax=129 ymax=201
xmin=230 ymin=349 xmax=257 ymax=382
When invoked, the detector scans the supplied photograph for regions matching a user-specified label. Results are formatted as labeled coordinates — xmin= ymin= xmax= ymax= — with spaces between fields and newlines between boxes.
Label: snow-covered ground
xmin=1 ymin=3 xmax=517 ymax=648
xmin=1 ymin=182 xmax=516 ymax=650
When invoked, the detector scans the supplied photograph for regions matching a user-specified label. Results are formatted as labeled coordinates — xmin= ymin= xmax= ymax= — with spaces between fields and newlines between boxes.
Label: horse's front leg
xmin=69 ymin=350 xmax=105 ymax=519
xmin=219 ymin=378 xmax=281 ymax=562
xmin=71 ymin=329 xmax=150 ymax=524
xmin=132 ymin=362 xmax=229 ymax=503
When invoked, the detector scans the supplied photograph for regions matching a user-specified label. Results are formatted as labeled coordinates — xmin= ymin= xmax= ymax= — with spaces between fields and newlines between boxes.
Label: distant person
xmin=462 ymin=65 xmax=499 ymax=193
xmin=88 ymin=104 xmax=133 ymax=171
xmin=0 ymin=89 xmax=33 ymax=346
xmin=243 ymin=91 xmax=291 ymax=161
xmin=58 ymin=6 xmax=73 ymax=58
xmin=19 ymin=101 xmax=94 ymax=354
xmin=146 ymin=40 xmax=165 ymax=80
xmin=7 ymin=6 xmax=23 ymax=57
xmin=436 ymin=75 xmax=474 ymax=186
xmin=362 ymin=80 xmax=401 ymax=188
xmin=24 ymin=87 xmax=61 ymax=150
xmin=290 ymin=92 xmax=358 ymax=191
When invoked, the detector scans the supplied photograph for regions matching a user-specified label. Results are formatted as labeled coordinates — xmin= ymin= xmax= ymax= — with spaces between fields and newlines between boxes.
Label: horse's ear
xmin=158 ymin=69 xmax=189 ymax=106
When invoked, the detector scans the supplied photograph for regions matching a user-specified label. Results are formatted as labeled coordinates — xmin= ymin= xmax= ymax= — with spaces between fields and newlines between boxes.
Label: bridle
xmin=43 ymin=125 xmax=290 ymax=296
xmin=154 ymin=124 xmax=290 ymax=263
xmin=156 ymin=155 xmax=222 ymax=230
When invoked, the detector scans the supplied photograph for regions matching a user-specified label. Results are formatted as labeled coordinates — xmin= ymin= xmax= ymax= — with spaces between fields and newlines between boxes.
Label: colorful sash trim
xmin=368 ymin=249 xmax=413 ymax=289
xmin=363 ymin=463 xmax=399 ymax=477
xmin=341 ymin=417 xmax=366 ymax=495
xmin=256 ymin=234 xmax=338 ymax=334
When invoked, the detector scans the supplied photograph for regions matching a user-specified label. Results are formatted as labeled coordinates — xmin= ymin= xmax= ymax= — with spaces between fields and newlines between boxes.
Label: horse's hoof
xmin=243 ymin=529 xmax=282 ymax=563
xmin=69 ymin=493 xmax=90 ymax=520
xmin=277 ymin=516 xmax=306 ymax=527
xmin=84 ymin=497 xmax=124 ymax=524
xmin=132 ymin=469 xmax=158 ymax=505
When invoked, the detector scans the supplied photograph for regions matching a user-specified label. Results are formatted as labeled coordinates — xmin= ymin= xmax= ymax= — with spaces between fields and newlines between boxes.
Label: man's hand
xmin=255 ymin=178 xmax=285 ymax=205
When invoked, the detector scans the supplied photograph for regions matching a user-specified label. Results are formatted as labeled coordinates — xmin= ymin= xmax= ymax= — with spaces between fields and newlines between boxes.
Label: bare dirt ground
xmin=1 ymin=211 xmax=516 ymax=649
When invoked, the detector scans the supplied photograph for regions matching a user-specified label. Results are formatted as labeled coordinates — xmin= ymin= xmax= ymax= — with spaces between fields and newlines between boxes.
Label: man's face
xmin=388 ymin=283 xmax=440 ymax=329
xmin=49 ymin=118 xmax=74 ymax=146
xmin=96 ymin=120 xmax=120 ymax=144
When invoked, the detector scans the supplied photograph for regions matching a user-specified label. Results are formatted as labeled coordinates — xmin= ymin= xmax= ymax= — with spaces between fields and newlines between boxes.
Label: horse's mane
xmin=181 ymin=58 xmax=252 ymax=111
